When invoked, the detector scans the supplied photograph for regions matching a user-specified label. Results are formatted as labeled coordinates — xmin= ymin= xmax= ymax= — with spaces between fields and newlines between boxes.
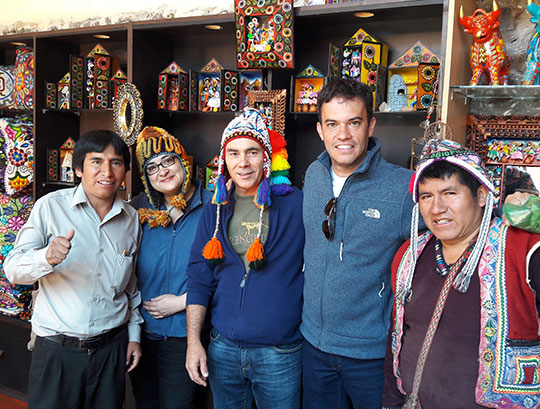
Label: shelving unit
xmin=0 ymin=0 xmax=455 ymax=398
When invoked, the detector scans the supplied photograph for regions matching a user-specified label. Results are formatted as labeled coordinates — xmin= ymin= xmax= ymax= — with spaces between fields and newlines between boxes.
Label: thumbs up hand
xmin=46 ymin=229 xmax=75 ymax=267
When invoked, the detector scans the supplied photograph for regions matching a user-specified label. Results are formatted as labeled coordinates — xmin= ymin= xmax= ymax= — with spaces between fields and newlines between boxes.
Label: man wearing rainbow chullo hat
xmin=185 ymin=109 xmax=305 ymax=408
xmin=383 ymin=139 xmax=540 ymax=409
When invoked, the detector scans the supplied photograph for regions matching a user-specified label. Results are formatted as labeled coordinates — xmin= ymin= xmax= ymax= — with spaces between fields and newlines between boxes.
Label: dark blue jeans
xmin=129 ymin=335 xmax=197 ymax=409
xmin=207 ymin=328 xmax=302 ymax=409
xmin=302 ymin=340 xmax=384 ymax=409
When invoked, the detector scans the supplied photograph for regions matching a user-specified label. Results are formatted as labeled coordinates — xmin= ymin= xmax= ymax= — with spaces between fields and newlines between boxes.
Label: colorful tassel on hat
xmin=246 ymin=238 xmax=267 ymax=269
xmin=212 ymin=174 xmax=229 ymax=205
xmin=255 ymin=177 xmax=271 ymax=208
xmin=202 ymin=236 xmax=225 ymax=265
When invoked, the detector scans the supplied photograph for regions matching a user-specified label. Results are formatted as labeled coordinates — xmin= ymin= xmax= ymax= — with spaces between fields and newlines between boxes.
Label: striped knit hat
xmin=135 ymin=126 xmax=192 ymax=227
xmin=402 ymin=139 xmax=495 ymax=301
xmin=202 ymin=108 xmax=293 ymax=269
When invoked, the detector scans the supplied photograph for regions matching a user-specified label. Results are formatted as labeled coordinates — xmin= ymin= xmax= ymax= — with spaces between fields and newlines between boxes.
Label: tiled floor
xmin=0 ymin=393 xmax=27 ymax=409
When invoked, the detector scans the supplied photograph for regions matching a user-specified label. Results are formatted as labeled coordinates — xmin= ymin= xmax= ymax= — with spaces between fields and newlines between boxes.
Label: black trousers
xmin=129 ymin=335 xmax=197 ymax=409
xmin=28 ymin=327 xmax=128 ymax=409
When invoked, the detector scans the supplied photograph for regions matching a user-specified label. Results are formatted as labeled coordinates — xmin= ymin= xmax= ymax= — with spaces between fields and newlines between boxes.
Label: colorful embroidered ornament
xmin=401 ymin=138 xmax=496 ymax=301
xmin=202 ymin=108 xmax=293 ymax=269
xmin=135 ymin=126 xmax=192 ymax=228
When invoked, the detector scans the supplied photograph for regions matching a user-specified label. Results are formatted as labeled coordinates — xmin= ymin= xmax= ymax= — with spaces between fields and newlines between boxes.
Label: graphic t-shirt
xmin=228 ymin=191 xmax=269 ymax=272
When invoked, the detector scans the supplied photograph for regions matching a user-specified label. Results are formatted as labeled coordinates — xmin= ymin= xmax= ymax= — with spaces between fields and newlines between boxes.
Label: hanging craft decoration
xmin=235 ymin=0 xmax=294 ymax=69
xmin=387 ymin=41 xmax=440 ymax=111
xmin=113 ymin=82 xmax=144 ymax=146
xmin=248 ymin=89 xmax=286 ymax=136
xmin=292 ymin=64 xmax=325 ymax=113
xmin=0 ymin=66 xmax=15 ymax=109
xmin=522 ymin=0 xmax=540 ymax=85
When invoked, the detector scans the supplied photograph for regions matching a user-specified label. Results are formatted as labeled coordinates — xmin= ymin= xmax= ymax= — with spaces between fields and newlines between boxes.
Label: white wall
xmin=0 ymin=0 xmax=232 ymax=35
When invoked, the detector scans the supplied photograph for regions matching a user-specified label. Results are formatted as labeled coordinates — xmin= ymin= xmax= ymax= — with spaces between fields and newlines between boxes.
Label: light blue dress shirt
xmin=4 ymin=184 xmax=143 ymax=342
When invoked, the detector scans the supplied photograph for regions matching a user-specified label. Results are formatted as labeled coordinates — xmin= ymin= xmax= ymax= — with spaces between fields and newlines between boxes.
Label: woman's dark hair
xmin=73 ymin=130 xmax=130 ymax=172
xmin=418 ymin=161 xmax=481 ymax=198
xmin=316 ymin=79 xmax=373 ymax=122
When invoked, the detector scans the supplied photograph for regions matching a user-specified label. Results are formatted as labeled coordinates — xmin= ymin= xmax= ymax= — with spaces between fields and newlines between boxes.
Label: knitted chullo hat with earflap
xmin=202 ymin=108 xmax=293 ymax=269
xmin=397 ymin=138 xmax=496 ymax=305
xmin=135 ymin=126 xmax=192 ymax=228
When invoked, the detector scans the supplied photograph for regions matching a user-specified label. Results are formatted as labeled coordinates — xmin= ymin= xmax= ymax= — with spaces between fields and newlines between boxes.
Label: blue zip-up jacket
xmin=130 ymin=181 xmax=212 ymax=338
xmin=187 ymin=187 xmax=304 ymax=346
xmin=301 ymin=137 xmax=416 ymax=359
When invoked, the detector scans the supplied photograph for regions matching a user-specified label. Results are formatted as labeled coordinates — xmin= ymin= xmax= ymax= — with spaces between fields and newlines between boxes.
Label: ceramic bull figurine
xmin=523 ymin=0 xmax=540 ymax=84
xmin=459 ymin=1 xmax=510 ymax=85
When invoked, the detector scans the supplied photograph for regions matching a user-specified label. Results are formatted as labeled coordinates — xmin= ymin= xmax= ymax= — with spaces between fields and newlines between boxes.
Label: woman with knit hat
xmin=185 ymin=109 xmax=305 ymax=409
xmin=129 ymin=126 xmax=212 ymax=409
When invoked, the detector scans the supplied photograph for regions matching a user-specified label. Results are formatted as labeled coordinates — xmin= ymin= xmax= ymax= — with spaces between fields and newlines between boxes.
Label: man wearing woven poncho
xmin=185 ymin=109 xmax=304 ymax=408
xmin=383 ymin=139 xmax=540 ymax=409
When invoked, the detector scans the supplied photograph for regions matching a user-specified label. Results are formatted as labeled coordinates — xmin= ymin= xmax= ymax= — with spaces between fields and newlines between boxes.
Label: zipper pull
xmin=240 ymin=271 xmax=248 ymax=288
xmin=339 ymin=241 xmax=343 ymax=261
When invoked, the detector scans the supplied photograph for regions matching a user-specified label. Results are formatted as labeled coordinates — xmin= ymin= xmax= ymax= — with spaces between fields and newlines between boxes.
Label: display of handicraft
xmin=387 ymin=41 xmax=440 ymax=112
xmin=328 ymin=44 xmax=341 ymax=81
xmin=43 ymin=43 xmax=122 ymax=110
xmin=340 ymin=28 xmax=388 ymax=111
xmin=523 ymin=0 xmax=540 ymax=85
xmin=292 ymin=65 xmax=325 ymax=113
xmin=157 ymin=62 xmax=189 ymax=111
xmin=235 ymin=0 xmax=294 ymax=69
xmin=113 ymin=82 xmax=144 ymax=146
xmin=198 ymin=59 xmax=223 ymax=112
xmin=13 ymin=45 xmax=34 ymax=109
xmin=459 ymin=1 xmax=510 ymax=85
xmin=466 ymin=114 xmax=540 ymax=205
xmin=110 ymin=69 xmax=127 ymax=106
xmin=239 ymin=70 xmax=264 ymax=111
xmin=248 ymin=89 xmax=286 ymax=136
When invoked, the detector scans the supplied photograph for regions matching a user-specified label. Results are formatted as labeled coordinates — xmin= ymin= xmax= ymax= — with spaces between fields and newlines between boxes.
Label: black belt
xmin=44 ymin=324 xmax=126 ymax=350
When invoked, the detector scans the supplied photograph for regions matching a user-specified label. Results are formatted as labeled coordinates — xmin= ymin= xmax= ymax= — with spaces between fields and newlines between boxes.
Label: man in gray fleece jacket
xmin=301 ymin=79 xmax=417 ymax=409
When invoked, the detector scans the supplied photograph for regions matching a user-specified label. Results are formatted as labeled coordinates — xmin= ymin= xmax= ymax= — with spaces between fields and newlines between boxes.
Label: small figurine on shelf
xmin=523 ymin=0 xmax=540 ymax=85
xmin=459 ymin=1 xmax=510 ymax=85
xmin=59 ymin=137 xmax=75 ymax=183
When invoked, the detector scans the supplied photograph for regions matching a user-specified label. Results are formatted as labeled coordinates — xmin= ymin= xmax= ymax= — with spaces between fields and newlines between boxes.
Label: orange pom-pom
xmin=203 ymin=237 xmax=225 ymax=264
xmin=246 ymin=238 xmax=267 ymax=269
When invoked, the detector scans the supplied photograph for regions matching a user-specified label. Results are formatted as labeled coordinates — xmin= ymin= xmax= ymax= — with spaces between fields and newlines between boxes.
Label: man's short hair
xmin=73 ymin=130 xmax=130 ymax=172
xmin=418 ymin=161 xmax=481 ymax=198
xmin=317 ymin=79 xmax=374 ymax=122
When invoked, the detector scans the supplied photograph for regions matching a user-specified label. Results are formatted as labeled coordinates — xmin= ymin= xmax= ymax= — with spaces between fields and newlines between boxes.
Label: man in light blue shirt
xmin=5 ymin=130 xmax=143 ymax=409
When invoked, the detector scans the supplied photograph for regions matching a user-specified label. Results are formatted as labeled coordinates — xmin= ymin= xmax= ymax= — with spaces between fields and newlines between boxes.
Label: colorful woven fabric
xmin=0 ymin=65 xmax=15 ymax=109
xmin=0 ymin=118 xmax=34 ymax=195
xmin=0 ymin=193 xmax=33 ymax=319
xmin=13 ymin=46 xmax=34 ymax=109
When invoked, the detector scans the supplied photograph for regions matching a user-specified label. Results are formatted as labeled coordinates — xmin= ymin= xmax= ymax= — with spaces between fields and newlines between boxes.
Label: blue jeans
xmin=207 ymin=328 xmax=302 ymax=409
xmin=302 ymin=340 xmax=384 ymax=409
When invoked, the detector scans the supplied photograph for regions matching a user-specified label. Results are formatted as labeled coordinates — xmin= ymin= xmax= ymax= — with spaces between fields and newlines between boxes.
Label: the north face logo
xmin=362 ymin=208 xmax=380 ymax=219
